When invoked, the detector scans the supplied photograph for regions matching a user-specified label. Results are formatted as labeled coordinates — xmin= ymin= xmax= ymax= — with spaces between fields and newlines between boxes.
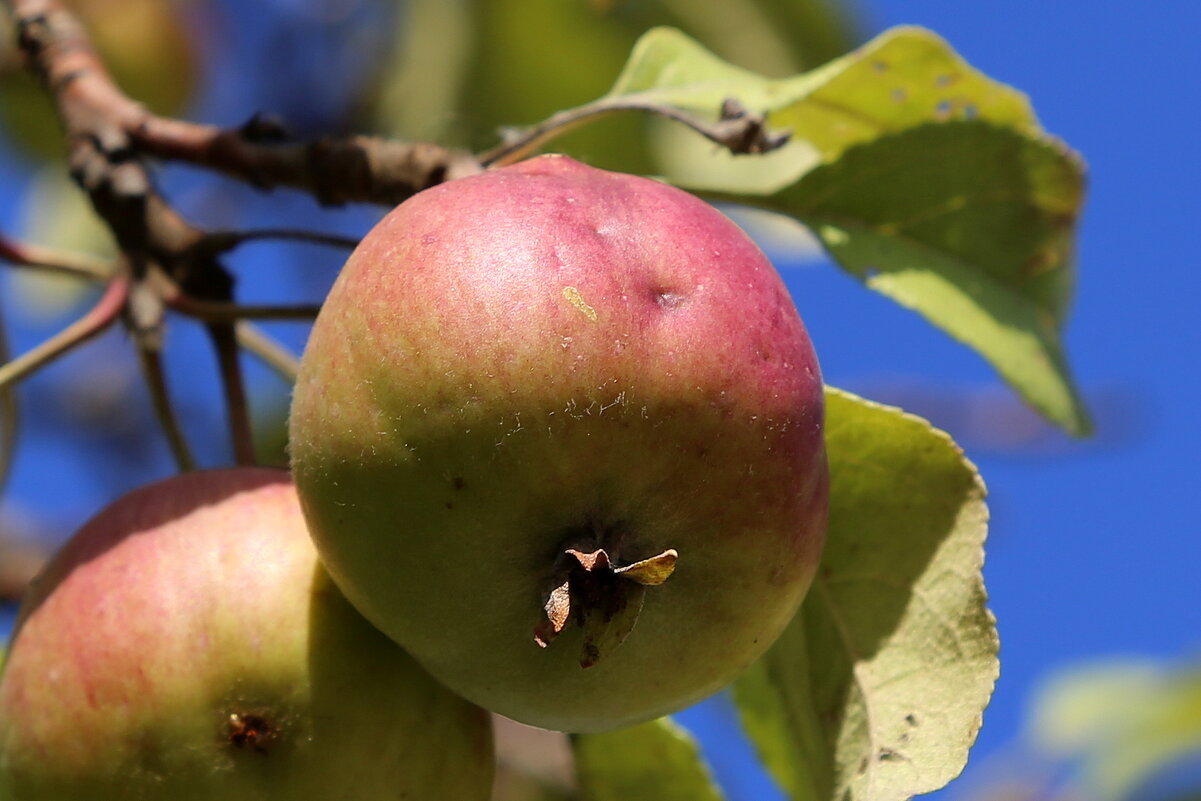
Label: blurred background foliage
xmin=947 ymin=657 xmax=1201 ymax=801
xmin=0 ymin=1 xmax=1196 ymax=800
xmin=368 ymin=0 xmax=860 ymax=173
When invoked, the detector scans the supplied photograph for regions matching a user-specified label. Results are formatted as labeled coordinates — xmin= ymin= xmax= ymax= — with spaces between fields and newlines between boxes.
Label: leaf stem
xmin=479 ymin=96 xmax=789 ymax=168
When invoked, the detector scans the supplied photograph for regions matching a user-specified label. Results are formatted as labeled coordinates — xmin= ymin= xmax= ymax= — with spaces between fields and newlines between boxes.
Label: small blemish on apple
xmin=655 ymin=290 xmax=685 ymax=309
xmin=562 ymin=286 xmax=598 ymax=321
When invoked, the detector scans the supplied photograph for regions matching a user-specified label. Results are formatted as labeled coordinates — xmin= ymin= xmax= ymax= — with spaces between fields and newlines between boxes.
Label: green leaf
xmin=1030 ymin=660 xmax=1201 ymax=800
xmin=775 ymin=121 xmax=1091 ymax=435
xmin=733 ymin=387 xmax=998 ymax=801
xmin=573 ymin=718 xmax=726 ymax=801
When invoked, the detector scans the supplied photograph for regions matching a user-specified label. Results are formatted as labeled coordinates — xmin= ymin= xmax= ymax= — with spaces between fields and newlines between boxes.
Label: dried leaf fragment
xmin=532 ymin=546 xmax=679 ymax=667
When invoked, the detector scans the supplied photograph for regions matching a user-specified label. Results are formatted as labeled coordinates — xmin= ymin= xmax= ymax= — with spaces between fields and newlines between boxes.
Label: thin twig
xmin=135 ymin=343 xmax=196 ymax=472
xmin=0 ymin=278 xmax=129 ymax=391
xmin=479 ymin=96 xmax=790 ymax=168
xmin=0 ymin=234 xmax=112 ymax=280
xmin=236 ymin=322 xmax=300 ymax=383
xmin=148 ymin=268 xmax=320 ymax=320
xmin=208 ymin=229 xmax=361 ymax=253
xmin=172 ymin=296 xmax=322 ymax=322
xmin=0 ymin=303 xmax=17 ymax=494
xmin=207 ymin=322 xmax=256 ymax=466
xmin=5 ymin=0 xmax=338 ymax=477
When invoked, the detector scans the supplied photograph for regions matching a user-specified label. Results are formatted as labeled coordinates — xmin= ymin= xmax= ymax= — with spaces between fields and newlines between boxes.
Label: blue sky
xmin=1 ymin=1 xmax=1198 ymax=798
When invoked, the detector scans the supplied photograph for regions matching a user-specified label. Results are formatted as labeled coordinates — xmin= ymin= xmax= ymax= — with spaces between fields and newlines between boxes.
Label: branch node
xmin=239 ymin=112 xmax=292 ymax=144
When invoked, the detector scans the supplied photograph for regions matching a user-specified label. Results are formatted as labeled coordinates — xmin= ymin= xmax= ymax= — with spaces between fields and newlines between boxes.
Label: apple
xmin=0 ymin=468 xmax=494 ymax=799
xmin=289 ymin=154 xmax=828 ymax=732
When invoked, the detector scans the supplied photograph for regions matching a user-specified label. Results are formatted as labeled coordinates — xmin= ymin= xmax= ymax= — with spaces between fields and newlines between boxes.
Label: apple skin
xmin=0 ymin=469 xmax=494 ymax=800
xmin=289 ymin=154 xmax=828 ymax=732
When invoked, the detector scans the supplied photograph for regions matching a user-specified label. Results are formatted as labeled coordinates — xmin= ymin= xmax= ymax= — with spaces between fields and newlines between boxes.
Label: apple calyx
xmin=534 ymin=547 xmax=678 ymax=668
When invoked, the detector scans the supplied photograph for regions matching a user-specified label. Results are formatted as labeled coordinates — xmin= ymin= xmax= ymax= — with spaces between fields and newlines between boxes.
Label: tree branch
xmin=131 ymin=119 xmax=483 ymax=206
xmin=7 ymin=0 xmax=480 ymax=206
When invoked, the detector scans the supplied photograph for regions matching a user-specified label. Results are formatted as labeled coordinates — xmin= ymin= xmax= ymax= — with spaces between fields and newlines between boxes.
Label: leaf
xmin=588 ymin=26 xmax=1091 ymax=434
xmin=574 ymin=718 xmax=726 ymax=801
xmin=1030 ymin=660 xmax=1201 ymax=800
xmin=603 ymin=25 xmax=1037 ymax=193
xmin=773 ymin=121 xmax=1091 ymax=435
xmin=733 ymin=387 xmax=998 ymax=801
xmin=609 ymin=25 xmax=1036 ymax=135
